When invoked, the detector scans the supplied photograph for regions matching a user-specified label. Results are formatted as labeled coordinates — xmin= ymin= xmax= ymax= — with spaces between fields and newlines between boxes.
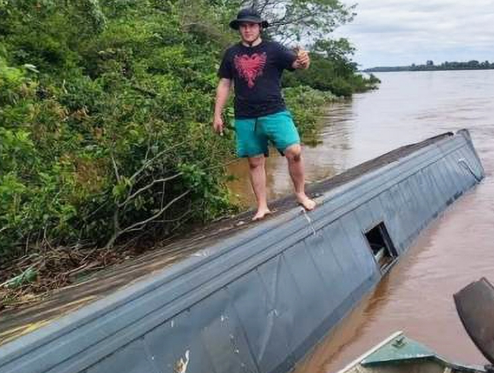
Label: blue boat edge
xmin=0 ymin=129 xmax=485 ymax=373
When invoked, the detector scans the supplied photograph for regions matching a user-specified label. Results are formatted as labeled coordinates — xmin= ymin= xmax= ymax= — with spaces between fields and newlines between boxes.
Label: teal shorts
xmin=234 ymin=110 xmax=300 ymax=158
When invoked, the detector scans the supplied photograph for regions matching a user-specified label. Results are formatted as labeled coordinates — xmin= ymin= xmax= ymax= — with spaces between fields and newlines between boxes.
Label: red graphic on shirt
xmin=234 ymin=52 xmax=267 ymax=88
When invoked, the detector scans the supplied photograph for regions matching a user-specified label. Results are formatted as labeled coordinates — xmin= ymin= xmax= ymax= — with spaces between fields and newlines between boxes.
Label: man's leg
xmin=285 ymin=144 xmax=316 ymax=211
xmin=235 ymin=116 xmax=270 ymax=220
xmin=248 ymin=155 xmax=271 ymax=220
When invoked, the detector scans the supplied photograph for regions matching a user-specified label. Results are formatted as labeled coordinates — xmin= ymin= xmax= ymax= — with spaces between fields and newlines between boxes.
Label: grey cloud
xmin=335 ymin=0 xmax=494 ymax=67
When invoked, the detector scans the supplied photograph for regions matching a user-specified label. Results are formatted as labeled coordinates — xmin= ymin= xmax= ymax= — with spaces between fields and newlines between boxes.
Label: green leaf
xmin=3 ymin=267 xmax=38 ymax=289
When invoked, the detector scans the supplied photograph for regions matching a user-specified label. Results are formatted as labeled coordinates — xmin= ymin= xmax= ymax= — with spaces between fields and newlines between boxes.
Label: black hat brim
xmin=229 ymin=18 xmax=269 ymax=30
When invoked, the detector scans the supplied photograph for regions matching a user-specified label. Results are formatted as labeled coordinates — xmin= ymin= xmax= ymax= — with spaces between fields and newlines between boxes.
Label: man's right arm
xmin=213 ymin=78 xmax=232 ymax=134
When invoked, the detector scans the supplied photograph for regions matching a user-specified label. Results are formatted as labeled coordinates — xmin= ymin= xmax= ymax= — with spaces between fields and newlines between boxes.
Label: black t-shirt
xmin=218 ymin=41 xmax=297 ymax=119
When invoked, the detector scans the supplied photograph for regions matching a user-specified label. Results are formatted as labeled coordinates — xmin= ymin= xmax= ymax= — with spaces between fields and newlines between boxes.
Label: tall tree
xmin=225 ymin=0 xmax=355 ymax=44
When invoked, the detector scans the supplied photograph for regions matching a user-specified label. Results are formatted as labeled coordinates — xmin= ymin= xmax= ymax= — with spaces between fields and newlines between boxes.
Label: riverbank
xmin=0 ymin=1 xmax=377 ymax=308
xmin=0 ymin=84 xmax=343 ymax=310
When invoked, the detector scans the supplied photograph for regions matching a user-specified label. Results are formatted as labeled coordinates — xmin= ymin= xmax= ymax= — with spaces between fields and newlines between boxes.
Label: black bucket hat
xmin=229 ymin=8 xmax=269 ymax=30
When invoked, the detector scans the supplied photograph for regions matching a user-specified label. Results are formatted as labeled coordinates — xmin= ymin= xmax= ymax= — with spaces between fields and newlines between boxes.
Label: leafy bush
xmin=0 ymin=1 xmax=237 ymax=259
xmin=0 ymin=0 xmax=372 ymax=262
xmin=284 ymin=86 xmax=338 ymax=144
xmin=283 ymin=39 xmax=380 ymax=97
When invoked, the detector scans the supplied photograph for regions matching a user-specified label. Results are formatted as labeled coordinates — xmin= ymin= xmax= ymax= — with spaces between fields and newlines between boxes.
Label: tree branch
xmin=128 ymin=140 xmax=187 ymax=184
xmin=110 ymin=151 xmax=121 ymax=183
xmin=119 ymin=173 xmax=183 ymax=208
xmin=118 ymin=189 xmax=191 ymax=235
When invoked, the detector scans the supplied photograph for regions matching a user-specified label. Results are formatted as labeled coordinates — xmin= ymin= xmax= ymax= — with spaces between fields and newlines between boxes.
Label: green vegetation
xmin=0 ymin=0 xmax=377 ymax=270
xmin=284 ymin=39 xmax=380 ymax=97
xmin=366 ymin=60 xmax=494 ymax=72
xmin=0 ymin=0 xmax=237 ymax=261
xmin=284 ymin=86 xmax=338 ymax=144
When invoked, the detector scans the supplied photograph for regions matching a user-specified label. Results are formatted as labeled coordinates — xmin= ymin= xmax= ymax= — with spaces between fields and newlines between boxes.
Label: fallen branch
xmin=105 ymin=189 xmax=192 ymax=250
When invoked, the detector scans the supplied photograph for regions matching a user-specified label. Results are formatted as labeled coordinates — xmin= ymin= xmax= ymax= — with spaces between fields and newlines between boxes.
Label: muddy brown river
xmin=228 ymin=70 xmax=494 ymax=372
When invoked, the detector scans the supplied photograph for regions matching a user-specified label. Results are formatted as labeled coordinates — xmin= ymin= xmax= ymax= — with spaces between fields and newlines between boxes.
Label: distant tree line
xmin=365 ymin=60 xmax=494 ymax=72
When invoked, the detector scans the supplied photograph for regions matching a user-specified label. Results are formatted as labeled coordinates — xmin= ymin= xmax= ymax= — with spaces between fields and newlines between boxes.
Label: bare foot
xmin=252 ymin=207 xmax=272 ymax=221
xmin=296 ymin=193 xmax=316 ymax=211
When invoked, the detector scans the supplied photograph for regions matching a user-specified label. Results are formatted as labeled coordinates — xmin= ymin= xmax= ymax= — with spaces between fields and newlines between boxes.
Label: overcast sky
xmin=334 ymin=0 xmax=494 ymax=69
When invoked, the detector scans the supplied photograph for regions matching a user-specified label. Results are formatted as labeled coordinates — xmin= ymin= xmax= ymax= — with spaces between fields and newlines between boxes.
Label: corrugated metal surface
xmin=0 ymin=130 xmax=484 ymax=373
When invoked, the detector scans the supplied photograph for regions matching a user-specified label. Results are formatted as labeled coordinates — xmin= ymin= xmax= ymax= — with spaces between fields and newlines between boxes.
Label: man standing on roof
xmin=213 ymin=8 xmax=316 ymax=221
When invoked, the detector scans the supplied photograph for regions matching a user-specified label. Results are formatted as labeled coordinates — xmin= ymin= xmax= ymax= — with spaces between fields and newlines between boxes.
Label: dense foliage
xmin=0 ymin=0 xmax=239 ymax=258
xmin=284 ymin=86 xmax=337 ymax=143
xmin=0 ymin=0 xmax=376 ymax=262
xmin=232 ymin=0 xmax=356 ymax=44
xmin=283 ymin=39 xmax=380 ymax=97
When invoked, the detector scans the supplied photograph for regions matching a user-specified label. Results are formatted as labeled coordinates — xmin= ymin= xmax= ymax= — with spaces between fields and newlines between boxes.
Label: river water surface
xmin=228 ymin=70 xmax=494 ymax=372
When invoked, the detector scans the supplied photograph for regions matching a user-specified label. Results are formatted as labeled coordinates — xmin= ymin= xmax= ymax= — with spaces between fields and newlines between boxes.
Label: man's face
xmin=239 ymin=22 xmax=261 ymax=44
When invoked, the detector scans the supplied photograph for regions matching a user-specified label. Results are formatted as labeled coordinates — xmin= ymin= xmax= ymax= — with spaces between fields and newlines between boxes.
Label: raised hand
xmin=293 ymin=46 xmax=310 ymax=69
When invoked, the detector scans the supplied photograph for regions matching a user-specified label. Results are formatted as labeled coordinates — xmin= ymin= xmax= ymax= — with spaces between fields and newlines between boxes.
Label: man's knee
xmin=248 ymin=155 xmax=265 ymax=169
xmin=285 ymin=144 xmax=302 ymax=162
